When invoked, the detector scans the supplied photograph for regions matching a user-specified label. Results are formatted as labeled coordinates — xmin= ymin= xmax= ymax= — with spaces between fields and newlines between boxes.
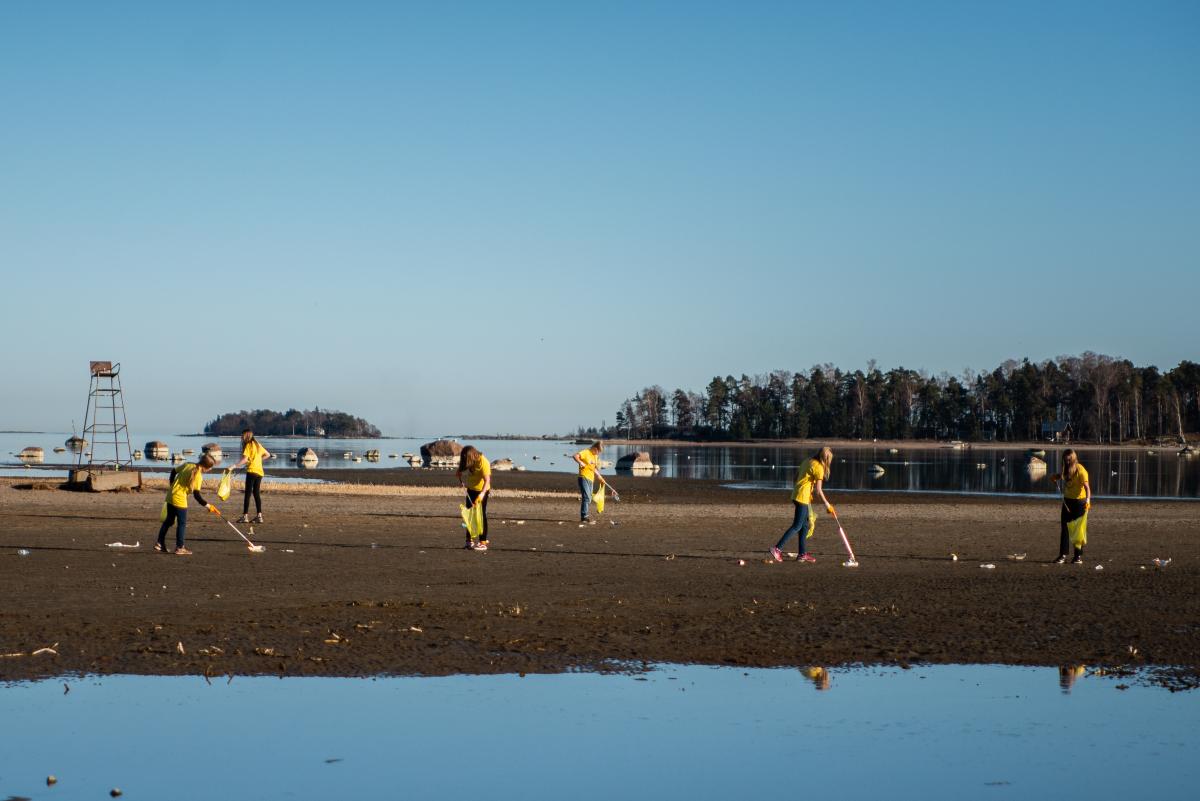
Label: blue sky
xmin=1 ymin=1 xmax=1196 ymax=435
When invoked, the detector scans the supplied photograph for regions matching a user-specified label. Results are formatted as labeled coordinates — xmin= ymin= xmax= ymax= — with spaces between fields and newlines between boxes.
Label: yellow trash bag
xmin=216 ymin=468 xmax=233 ymax=501
xmin=460 ymin=503 xmax=485 ymax=540
xmin=805 ymin=503 xmax=817 ymax=539
xmin=1066 ymin=511 xmax=1088 ymax=549
xmin=592 ymin=481 xmax=605 ymax=516
xmin=159 ymin=500 xmax=168 ymax=523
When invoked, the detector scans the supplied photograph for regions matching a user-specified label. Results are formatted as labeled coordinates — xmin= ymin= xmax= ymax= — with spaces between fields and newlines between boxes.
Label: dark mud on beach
xmin=1 ymin=472 xmax=1197 ymax=682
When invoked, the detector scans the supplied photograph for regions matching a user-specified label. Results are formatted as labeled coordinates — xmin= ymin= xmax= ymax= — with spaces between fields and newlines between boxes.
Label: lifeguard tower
xmin=68 ymin=361 xmax=142 ymax=491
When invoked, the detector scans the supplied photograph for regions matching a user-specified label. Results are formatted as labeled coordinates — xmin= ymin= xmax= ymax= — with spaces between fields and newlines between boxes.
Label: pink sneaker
xmin=798 ymin=553 xmax=817 ymax=563
xmin=769 ymin=547 xmax=783 ymax=563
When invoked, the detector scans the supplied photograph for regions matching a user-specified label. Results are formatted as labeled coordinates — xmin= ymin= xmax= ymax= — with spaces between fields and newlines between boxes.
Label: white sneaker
xmin=238 ymin=514 xmax=251 ymax=524
xmin=254 ymin=513 xmax=264 ymax=524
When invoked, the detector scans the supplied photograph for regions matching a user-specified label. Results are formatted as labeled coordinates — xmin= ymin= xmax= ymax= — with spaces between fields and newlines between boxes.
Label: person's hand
xmin=825 ymin=503 xmax=836 ymax=516
xmin=207 ymin=504 xmax=219 ymax=515
xmin=1085 ymin=501 xmax=1092 ymax=511
xmin=1049 ymin=473 xmax=1061 ymax=482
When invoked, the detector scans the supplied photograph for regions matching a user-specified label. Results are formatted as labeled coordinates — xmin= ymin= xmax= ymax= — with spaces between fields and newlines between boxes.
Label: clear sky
xmin=1 ymin=1 xmax=1196 ymax=435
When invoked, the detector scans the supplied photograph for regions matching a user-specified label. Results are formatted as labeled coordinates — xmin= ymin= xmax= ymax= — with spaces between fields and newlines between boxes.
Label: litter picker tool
xmin=209 ymin=506 xmax=266 ymax=553
xmin=828 ymin=507 xmax=858 ymax=567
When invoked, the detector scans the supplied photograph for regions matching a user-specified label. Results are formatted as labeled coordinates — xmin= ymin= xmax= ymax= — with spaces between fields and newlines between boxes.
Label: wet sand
xmin=1 ymin=472 xmax=1197 ymax=681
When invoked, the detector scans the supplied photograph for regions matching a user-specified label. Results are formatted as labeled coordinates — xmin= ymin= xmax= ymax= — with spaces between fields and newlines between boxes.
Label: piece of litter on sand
xmin=31 ymin=642 xmax=59 ymax=656
xmin=980 ymin=563 xmax=996 ymax=569
xmin=950 ymin=553 xmax=959 ymax=561
xmin=176 ymin=641 xmax=186 ymax=655
xmin=1007 ymin=553 xmax=1026 ymax=561
xmin=1095 ymin=565 xmax=1104 ymax=571
xmin=106 ymin=541 xmax=140 ymax=549
xmin=516 ymin=520 xmax=526 ymax=525
xmin=1152 ymin=558 xmax=1172 ymax=568
xmin=842 ymin=560 xmax=859 ymax=568
xmin=284 ymin=549 xmax=295 ymax=553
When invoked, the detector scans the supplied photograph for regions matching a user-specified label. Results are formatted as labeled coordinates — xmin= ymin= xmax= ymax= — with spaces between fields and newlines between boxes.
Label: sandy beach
xmin=1 ymin=471 xmax=1197 ymax=682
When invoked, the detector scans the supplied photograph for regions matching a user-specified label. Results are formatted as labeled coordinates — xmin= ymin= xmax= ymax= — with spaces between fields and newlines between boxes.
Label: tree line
xmin=204 ymin=407 xmax=382 ymax=438
xmin=579 ymin=354 xmax=1200 ymax=444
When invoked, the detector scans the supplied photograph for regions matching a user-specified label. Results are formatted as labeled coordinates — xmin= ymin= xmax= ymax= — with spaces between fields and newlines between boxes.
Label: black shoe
xmin=581 ymin=517 xmax=591 ymax=523
xmin=1071 ymin=555 xmax=1084 ymax=565
xmin=1053 ymin=555 xmax=1068 ymax=564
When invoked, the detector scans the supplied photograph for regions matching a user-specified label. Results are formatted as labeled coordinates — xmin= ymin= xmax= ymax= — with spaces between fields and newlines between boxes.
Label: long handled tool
xmin=210 ymin=507 xmax=266 ymax=553
xmin=828 ymin=508 xmax=858 ymax=567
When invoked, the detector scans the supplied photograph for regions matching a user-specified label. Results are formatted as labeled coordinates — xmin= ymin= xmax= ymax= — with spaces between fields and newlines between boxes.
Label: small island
xmin=203 ymin=407 xmax=381 ymax=438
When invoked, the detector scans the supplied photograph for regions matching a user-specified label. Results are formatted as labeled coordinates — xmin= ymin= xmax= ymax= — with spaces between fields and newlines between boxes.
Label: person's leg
xmin=465 ymin=489 xmax=480 ymax=544
xmin=243 ymin=475 xmax=253 ymax=516
xmin=774 ymin=502 xmax=809 ymax=551
xmin=157 ymin=506 xmax=177 ymax=550
xmin=251 ymin=474 xmax=263 ymax=516
xmin=579 ymin=477 xmax=592 ymax=520
xmin=1059 ymin=503 xmax=1071 ymax=560
xmin=175 ymin=507 xmax=188 ymax=551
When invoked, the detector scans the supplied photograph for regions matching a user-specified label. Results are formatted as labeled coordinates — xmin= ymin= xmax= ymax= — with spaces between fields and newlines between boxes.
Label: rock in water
xmin=421 ymin=439 xmax=463 ymax=468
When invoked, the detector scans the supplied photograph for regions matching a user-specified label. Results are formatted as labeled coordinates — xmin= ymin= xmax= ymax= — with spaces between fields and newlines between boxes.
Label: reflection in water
xmin=803 ymin=666 xmax=831 ymax=691
xmin=1 ymin=665 xmax=1197 ymax=801
xmin=1059 ymin=665 xmax=1087 ymax=694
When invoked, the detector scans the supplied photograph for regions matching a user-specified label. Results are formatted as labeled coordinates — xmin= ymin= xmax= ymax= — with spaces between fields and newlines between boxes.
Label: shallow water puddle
xmin=2 ymin=665 xmax=1196 ymax=799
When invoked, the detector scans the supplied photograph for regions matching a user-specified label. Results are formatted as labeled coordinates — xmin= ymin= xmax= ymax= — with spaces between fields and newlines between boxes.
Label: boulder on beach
xmin=1026 ymin=456 xmax=1047 ymax=472
xmin=18 ymin=446 xmax=45 ymax=463
xmin=201 ymin=443 xmax=223 ymax=465
xmin=870 ymin=464 xmax=886 ymax=475
xmin=296 ymin=447 xmax=319 ymax=468
xmin=144 ymin=441 xmax=169 ymax=460
xmin=65 ymin=436 xmax=88 ymax=451
xmin=616 ymin=451 xmax=658 ymax=472
xmin=421 ymin=439 xmax=463 ymax=467
xmin=491 ymin=458 xmax=515 ymax=471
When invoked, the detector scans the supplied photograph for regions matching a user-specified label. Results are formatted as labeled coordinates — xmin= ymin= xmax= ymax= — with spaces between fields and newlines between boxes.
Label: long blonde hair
xmin=1062 ymin=448 xmax=1078 ymax=477
xmin=459 ymin=446 xmax=482 ymax=472
xmin=812 ymin=446 xmax=833 ymax=479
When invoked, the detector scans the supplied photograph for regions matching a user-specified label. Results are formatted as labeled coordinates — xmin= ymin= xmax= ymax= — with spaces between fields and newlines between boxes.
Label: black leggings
xmin=466 ymin=489 xmax=489 ymax=539
xmin=244 ymin=473 xmax=263 ymax=515
xmin=1060 ymin=497 xmax=1087 ymax=557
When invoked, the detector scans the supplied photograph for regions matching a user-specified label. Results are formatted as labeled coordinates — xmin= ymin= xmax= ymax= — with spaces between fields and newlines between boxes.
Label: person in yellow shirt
xmin=156 ymin=453 xmax=219 ymax=556
xmin=572 ymin=441 xmax=606 ymax=523
xmin=456 ymin=446 xmax=492 ymax=551
xmin=770 ymin=446 xmax=835 ymax=563
xmin=1049 ymin=448 xmax=1092 ymax=564
xmin=231 ymin=428 xmax=272 ymax=523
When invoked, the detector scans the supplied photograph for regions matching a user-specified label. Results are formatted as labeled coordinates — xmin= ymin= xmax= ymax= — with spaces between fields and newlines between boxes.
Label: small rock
xmin=111 ymin=789 xmax=123 ymax=797
xmin=47 ymin=775 xmax=57 ymax=785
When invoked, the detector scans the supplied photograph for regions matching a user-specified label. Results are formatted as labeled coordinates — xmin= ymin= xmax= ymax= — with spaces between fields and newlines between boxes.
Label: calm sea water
xmin=1 ymin=665 xmax=1195 ymax=800
xmin=3 ymin=432 xmax=1198 ymax=498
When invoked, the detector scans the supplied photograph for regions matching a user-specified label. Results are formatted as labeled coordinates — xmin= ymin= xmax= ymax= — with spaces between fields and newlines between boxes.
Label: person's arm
xmin=168 ymin=467 xmax=178 ymax=484
xmin=231 ymin=456 xmax=248 ymax=470
xmin=815 ymin=479 xmax=833 ymax=514
xmin=1084 ymin=480 xmax=1092 ymax=509
xmin=477 ymin=473 xmax=492 ymax=504
xmin=456 ymin=469 xmax=465 ymax=488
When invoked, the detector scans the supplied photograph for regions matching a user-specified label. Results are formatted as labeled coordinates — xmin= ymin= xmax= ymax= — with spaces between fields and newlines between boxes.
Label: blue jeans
xmin=158 ymin=505 xmax=188 ymax=550
xmin=578 ymin=477 xmax=593 ymax=520
xmin=775 ymin=502 xmax=812 ymax=555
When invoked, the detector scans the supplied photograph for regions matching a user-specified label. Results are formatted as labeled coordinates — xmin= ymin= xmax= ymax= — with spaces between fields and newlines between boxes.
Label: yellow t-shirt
xmin=465 ymin=456 xmax=491 ymax=491
xmin=243 ymin=440 xmax=267 ymax=476
xmin=791 ymin=457 xmax=826 ymax=505
xmin=169 ymin=463 xmax=204 ymax=509
xmin=575 ymin=449 xmax=598 ymax=481
xmin=1063 ymin=464 xmax=1089 ymax=500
